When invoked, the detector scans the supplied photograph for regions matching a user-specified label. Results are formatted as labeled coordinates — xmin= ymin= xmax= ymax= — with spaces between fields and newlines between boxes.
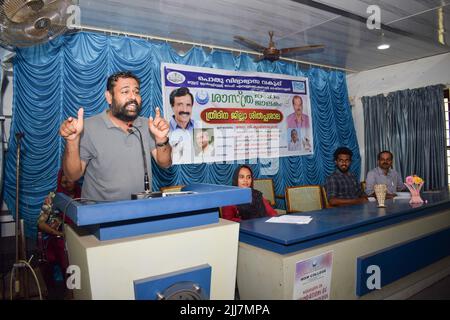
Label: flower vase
xmin=404 ymin=183 xmax=424 ymax=204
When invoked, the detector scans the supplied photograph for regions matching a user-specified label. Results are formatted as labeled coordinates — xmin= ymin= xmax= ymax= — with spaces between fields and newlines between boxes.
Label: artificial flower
xmin=405 ymin=175 xmax=424 ymax=190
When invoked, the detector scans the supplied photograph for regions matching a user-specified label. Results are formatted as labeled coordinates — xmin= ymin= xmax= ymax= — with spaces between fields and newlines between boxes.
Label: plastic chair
xmin=253 ymin=179 xmax=276 ymax=206
xmin=253 ymin=178 xmax=287 ymax=215
xmin=321 ymin=186 xmax=332 ymax=208
xmin=285 ymin=185 xmax=323 ymax=213
xmin=160 ymin=185 xmax=185 ymax=193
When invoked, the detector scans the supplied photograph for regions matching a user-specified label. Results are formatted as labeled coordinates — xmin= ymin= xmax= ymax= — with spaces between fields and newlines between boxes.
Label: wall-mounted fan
xmin=234 ymin=31 xmax=325 ymax=62
xmin=0 ymin=0 xmax=76 ymax=48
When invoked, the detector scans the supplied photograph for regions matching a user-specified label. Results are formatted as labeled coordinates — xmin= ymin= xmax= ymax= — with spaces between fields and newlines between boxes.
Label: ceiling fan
xmin=0 ymin=0 xmax=76 ymax=49
xmin=234 ymin=31 xmax=324 ymax=62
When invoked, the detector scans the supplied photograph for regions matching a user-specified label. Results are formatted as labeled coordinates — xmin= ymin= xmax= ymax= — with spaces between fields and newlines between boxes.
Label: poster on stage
xmin=293 ymin=251 xmax=333 ymax=300
xmin=161 ymin=63 xmax=314 ymax=165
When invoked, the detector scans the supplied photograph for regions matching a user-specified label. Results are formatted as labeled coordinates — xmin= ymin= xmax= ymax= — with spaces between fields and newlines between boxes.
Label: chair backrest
xmin=361 ymin=181 xmax=366 ymax=193
xmin=253 ymin=178 xmax=276 ymax=206
xmin=286 ymin=185 xmax=323 ymax=213
xmin=160 ymin=185 xmax=184 ymax=193
xmin=321 ymin=186 xmax=331 ymax=208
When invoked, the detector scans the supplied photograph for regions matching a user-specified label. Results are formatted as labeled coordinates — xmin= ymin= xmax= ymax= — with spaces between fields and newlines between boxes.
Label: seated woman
xmin=37 ymin=169 xmax=81 ymax=299
xmin=221 ymin=165 xmax=277 ymax=222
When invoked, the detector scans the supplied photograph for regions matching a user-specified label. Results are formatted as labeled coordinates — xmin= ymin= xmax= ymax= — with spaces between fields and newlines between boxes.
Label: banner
xmin=293 ymin=251 xmax=333 ymax=300
xmin=162 ymin=63 xmax=314 ymax=165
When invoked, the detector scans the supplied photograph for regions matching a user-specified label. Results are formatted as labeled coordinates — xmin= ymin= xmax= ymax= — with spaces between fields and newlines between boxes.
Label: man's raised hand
xmin=60 ymin=108 xmax=84 ymax=141
xmin=148 ymin=107 xmax=169 ymax=142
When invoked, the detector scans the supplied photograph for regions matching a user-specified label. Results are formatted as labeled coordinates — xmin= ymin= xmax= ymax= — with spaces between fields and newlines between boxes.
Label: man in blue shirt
xmin=365 ymin=150 xmax=405 ymax=199
xmin=325 ymin=147 xmax=368 ymax=207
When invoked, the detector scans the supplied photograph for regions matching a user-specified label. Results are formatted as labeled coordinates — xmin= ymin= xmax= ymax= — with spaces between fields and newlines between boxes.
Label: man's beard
xmin=111 ymin=98 xmax=142 ymax=122
xmin=380 ymin=164 xmax=390 ymax=170
xmin=338 ymin=166 xmax=349 ymax=173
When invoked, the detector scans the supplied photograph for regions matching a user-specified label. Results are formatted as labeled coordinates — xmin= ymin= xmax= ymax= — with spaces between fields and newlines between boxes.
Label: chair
xmin=321 ymin=186 xmax=332 ymax=208
xmin=160 ymin=185 xmax=185 ymax=193
xmin=285 ymin=185 xmax=323 ymax=213
xmin=253 ymin=178 xmax=286 ymax=215
xmin=253 ymin=179 xmax=276 ymax=206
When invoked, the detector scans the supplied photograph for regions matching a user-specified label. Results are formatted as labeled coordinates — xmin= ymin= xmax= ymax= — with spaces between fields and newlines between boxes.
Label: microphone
xmin=127 ymin=124 xmax=150 ymax=193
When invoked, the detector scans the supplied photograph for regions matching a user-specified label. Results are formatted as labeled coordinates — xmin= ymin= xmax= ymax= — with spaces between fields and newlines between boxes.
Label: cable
xmin=11 ymin=195 xmax=111 ymax=300
xmin=9 ymin=259 xmax=42 ymax=300
xmin=19 ymin=259 xmax=42 ymax=300
xmin=60 ymin=197 xmax=112 ymax=238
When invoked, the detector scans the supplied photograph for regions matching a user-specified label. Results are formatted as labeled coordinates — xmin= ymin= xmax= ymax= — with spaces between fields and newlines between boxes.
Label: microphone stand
xmin=12 ymin=132 xmax=29 ymax=299
xmin=8 ymin=132 xmax=43 ymax=299
xmin=15 ymin=133 xmax=24 ymax=263
xmin=128 ymin=125 xmax=151 ymax=196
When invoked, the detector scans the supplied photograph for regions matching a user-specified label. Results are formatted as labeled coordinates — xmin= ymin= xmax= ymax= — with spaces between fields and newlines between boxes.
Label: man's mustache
xmin=124 ymin=100 xmax=140 ymax=108
xmin=178 ymin=111 xmax=191 ymax=116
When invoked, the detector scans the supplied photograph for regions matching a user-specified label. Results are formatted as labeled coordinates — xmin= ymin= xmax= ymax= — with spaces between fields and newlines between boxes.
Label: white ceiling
xmin=78 ymin=0 xmax=450 ymax=72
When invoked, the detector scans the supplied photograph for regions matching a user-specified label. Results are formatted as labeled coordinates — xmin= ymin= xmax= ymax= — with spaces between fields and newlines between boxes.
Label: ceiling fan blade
xmin=254 ymin=55 xmax=266 ymax=62
xmin=234 ymin=35 xmax=266 ymax=52
xmin=37 ymin=0 xmax=70 ymax=26
xmin=280 ymin=44 xmax=325 ymax=55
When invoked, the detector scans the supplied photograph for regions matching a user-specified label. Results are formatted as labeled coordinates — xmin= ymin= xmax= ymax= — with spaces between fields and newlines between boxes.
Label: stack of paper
xmin=394 ymin=192 xmax=411 ymax=199
xmin=266 ymin=215 xmax=313 ymax=225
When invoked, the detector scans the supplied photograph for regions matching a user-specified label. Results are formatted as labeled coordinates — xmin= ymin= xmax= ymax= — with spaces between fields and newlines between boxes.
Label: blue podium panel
xmin=134 ymin=264 xmax=212 ymax=300
xmin=239 ymin=191 xmax=450 ymax=254
xmin=356 ymin=227 xmax=450 ymax=296
xmin=54 ymin=183 xmax=251 ymax=240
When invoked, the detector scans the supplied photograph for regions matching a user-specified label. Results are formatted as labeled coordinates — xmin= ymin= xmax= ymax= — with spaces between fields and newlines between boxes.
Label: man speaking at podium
xmin=59 ymin=71 xmax=172 ymax=201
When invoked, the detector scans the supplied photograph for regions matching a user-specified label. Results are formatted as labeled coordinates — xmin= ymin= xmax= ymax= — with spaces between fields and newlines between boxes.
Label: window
xmin=445 ymin=88 xmax=450 ymax=187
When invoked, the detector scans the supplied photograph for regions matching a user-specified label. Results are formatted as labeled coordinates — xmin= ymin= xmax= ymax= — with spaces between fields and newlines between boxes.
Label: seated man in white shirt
xmin=365 ymin=150 xmax=405 ymax=199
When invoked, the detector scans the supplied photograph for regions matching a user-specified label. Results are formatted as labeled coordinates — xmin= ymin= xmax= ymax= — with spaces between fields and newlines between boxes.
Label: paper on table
xmin=266 ymin=215 xmax=312 ymax=224
xmin=394 ymin=192 xmax=411 ymax=199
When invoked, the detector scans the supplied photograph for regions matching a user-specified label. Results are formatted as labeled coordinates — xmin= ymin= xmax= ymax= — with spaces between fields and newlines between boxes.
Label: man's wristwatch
xmin=156 ymin=137 xmax=169 ymax=147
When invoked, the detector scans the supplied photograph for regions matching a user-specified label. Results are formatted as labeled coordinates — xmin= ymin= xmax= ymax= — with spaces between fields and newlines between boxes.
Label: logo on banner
xmin=167 ymin=71 xmax=186 ymax=84
xmin=292 ymin=81 xmax=306 ymax=94
xmin=195 ymin=91 xmax=209 ymax=105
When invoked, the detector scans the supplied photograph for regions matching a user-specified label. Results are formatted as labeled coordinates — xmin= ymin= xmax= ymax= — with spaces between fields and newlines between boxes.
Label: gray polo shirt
xmin=79 ymin=110 xmax=156 ymax=201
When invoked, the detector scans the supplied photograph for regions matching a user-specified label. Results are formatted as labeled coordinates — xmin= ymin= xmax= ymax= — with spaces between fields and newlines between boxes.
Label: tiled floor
xmin=408 ymin=275 xmax=450 ymax=300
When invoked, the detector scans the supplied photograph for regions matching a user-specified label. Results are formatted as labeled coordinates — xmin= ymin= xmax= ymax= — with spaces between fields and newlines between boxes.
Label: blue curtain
xmin=362 ymin=85 xmax=447 ymax=190
xmin=4 ymin=32 xmax=359 ymax=237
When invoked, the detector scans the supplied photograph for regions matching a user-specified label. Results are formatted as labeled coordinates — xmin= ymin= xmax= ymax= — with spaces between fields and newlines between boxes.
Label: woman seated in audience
xmin=221 ymin=165 xmax=277 ymax=222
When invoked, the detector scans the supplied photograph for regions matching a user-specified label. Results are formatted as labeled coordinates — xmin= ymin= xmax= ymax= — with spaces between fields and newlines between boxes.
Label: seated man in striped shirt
xmin=325 ymin=147 xmax=368 ymax=207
